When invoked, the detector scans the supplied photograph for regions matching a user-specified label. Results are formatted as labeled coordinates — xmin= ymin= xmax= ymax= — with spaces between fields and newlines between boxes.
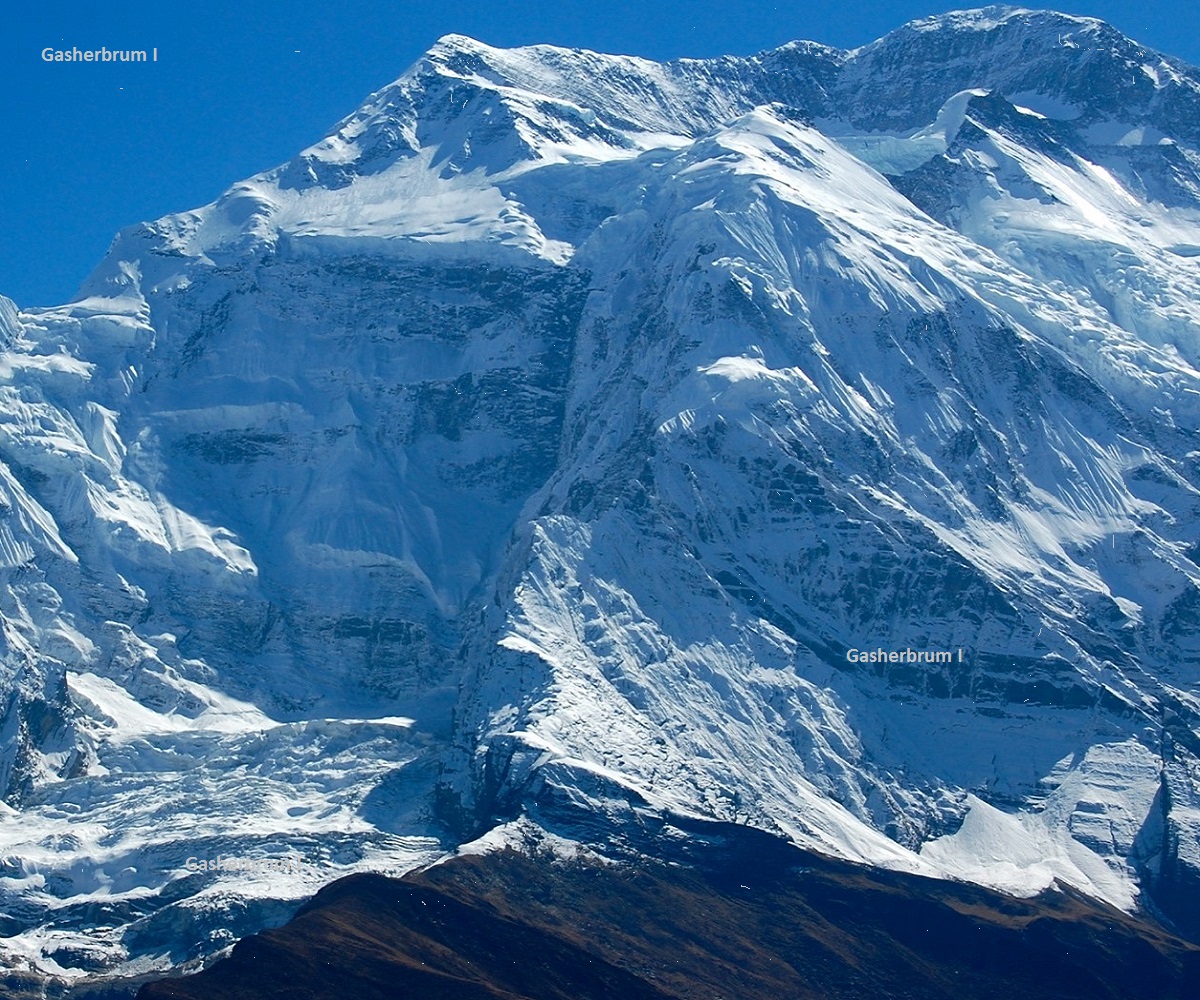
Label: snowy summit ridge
xmin=3 ymin=5 xmax=1200 ymax=986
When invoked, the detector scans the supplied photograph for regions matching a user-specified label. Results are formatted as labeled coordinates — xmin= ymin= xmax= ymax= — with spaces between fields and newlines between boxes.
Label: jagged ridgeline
xmin=2 ymin=5 xmax=1200 ymax=992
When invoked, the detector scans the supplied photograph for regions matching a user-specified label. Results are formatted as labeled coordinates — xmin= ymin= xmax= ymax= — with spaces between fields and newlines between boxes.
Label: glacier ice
xmin=3 ymin=5 xmax=1200 ymax=984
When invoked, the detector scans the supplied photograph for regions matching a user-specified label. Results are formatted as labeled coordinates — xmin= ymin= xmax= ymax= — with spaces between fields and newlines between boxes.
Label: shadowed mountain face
xmin=137 ymin=823 xmax=1200 ymax=1000
xmin=3 ymin=5 xmax=1200 ymax=985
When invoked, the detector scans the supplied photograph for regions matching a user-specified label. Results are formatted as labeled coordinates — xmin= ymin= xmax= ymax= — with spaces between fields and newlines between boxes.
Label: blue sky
xmin=2 ymin=1 xmax=1196 ymax=307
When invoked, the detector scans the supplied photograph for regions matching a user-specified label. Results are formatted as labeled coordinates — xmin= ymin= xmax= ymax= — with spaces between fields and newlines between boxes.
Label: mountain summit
xmin=3 ymin=6 xmax=1200 ymax=988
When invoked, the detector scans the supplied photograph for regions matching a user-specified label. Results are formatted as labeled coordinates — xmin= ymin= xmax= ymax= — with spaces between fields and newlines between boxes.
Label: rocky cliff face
xmin=2 ymin=5 xmax=1200 ymax=987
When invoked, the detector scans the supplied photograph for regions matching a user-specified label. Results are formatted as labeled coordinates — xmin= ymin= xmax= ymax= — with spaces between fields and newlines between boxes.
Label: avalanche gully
xmin=3 ymin=4 xmax=1200 ymax=990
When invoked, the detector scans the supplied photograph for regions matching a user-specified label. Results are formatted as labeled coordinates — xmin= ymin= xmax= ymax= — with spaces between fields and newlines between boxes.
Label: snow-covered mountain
xmin=4 ymin=5 xmax=1200 ymax=987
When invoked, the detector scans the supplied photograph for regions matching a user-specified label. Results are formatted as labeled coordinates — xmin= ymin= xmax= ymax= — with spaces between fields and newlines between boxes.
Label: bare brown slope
xmin=139 ymin=822 xmax=1200 ymax=1000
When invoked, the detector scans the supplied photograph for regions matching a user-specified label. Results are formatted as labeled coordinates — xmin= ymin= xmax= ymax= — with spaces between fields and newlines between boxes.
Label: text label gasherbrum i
xmin=846 ymin=648 xmax=964 ymax=664
xmin=41 ymin=47 xmax=157 ymax=62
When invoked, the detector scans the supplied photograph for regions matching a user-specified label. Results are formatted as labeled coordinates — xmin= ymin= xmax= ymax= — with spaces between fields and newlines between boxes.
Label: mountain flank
xmin=139 ymin=823 xmax=1200 ymax=1000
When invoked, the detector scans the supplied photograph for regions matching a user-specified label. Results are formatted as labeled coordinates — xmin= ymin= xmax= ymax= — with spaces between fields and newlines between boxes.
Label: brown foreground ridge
xmin=138 ymin=821 xmax=1200 ymax=1000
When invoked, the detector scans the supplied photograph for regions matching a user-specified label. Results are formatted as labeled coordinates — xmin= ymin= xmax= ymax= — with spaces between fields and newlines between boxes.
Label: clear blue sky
xmin=2 ymin=1 xmax=1195 ymax=307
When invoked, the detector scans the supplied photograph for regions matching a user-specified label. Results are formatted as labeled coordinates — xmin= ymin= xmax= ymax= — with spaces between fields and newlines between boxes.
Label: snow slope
xmin=3 ymin=5 xmax=1200 ymax=985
